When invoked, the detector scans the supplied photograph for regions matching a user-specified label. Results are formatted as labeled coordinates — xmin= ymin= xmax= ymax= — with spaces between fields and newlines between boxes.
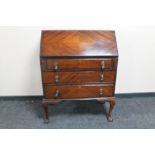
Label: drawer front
xmin=44 ymin=85 xmax=114 ymax=99
xmin=46 ymin=59 xmax=113 ymax=71
xmin=43 ymin=71 xmax=115 ymax=84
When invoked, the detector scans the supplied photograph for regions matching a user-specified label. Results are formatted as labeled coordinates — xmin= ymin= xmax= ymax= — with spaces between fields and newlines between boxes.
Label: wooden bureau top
xmin=40 ymin=30 xmax=118 ymax=57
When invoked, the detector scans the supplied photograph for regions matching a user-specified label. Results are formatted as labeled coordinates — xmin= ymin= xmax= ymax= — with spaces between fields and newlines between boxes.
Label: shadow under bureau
xmin=40 ymin=30 xmax=118 ymax=123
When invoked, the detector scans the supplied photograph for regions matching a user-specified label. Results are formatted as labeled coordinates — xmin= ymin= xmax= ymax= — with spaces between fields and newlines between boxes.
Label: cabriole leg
xmin=43 ymin=101 xmax=49 ymax=124
xmin=107 ymin=98 xmax=116 ymax=122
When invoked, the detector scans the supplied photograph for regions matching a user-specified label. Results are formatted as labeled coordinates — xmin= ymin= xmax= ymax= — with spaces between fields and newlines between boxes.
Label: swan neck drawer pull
xmin=100 ymin=74 xmax=104 ymax=81
xmin=99 ymin=88 xmax=104 ymax=96
xmin=53 ymin=62 xmax=59 ymax=71
xmin=54 ymin=90 xmax=60 ymax=98
xmin=54 ymin=75 xmax=59 ymax=83
xmin=101 ymin=61 xmax=105 ymax=70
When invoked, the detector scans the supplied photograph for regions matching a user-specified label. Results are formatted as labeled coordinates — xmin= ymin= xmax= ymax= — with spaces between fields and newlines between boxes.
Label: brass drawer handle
xmin=54 ymin=90 xmax=60 ymax=98
xmin=53 ymin=62 xmax=59 ymax=71
xmin=101 ymin=61 xmax=105 ymax=70
xmin=100 ymin=74 xmax=104 ymax=81
xmin=54 ymin=75 xmax=59 ymax=83
xmin=99 ymin=88 xmax=104 ymax=96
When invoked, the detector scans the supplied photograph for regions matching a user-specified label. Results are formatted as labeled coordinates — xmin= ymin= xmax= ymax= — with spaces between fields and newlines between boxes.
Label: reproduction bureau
xmin=40 ymin=30 xmax=118 ymax=123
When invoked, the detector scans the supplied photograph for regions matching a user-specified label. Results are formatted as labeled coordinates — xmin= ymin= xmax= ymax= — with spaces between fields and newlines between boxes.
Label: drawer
xmin=44 ymin=84 xmax=114 ymax=99
xmin=46 ymin=59 xmax=113 ymax=71
xmin=42 ymin=71 xmax=115 ymax=84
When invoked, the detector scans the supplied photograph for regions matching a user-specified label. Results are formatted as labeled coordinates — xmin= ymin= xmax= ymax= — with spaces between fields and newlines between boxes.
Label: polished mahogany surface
xmin=46 ymin=58 xmax=113 ymax=71
xmin=44 ymin=84 xmax=114 ymax=99
xmin=41 ymin=31 xmax=118 ymax=57
xmin=42 ymin=71 xmax=115 ymax=84
xmin=40 ymin=30 xmax=118 ymax=123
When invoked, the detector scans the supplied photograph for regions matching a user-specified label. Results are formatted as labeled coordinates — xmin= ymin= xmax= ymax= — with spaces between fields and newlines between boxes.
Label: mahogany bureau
xmin=40 ymin=30 xmax=118 ymax=123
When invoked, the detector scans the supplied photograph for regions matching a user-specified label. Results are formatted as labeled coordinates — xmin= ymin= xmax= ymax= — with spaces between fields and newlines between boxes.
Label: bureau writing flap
xmin=40 ymin=30 xmax=118 ymax=57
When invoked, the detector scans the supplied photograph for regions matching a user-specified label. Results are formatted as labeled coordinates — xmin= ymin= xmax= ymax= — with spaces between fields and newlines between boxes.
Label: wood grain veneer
xmin=40 ymin=30 xmax=118 ymax=123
